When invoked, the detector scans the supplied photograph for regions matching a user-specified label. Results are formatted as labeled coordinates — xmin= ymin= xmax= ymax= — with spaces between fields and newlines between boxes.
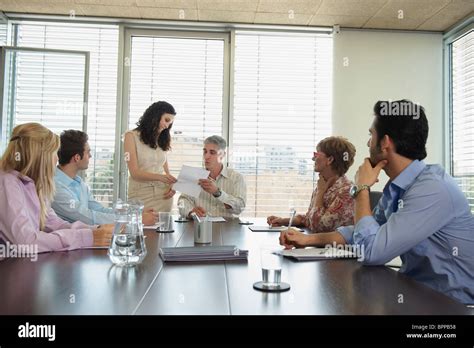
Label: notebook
xmin=249 ymin=226 xmax=304 ymax=232
xmin=159 ymin=245 xmax=248 ymax=262
xmin=281 ymin=247 xmax=356 ymax=261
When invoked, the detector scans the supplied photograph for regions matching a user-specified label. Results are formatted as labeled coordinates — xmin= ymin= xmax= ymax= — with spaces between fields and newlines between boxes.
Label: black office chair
xmin=369 ymin=190 xmax=382 ymax=211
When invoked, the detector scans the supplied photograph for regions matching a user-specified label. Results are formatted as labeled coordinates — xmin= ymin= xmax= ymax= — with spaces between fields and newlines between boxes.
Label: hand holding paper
xmin=173 ymin=165 xmax=210 ymax=198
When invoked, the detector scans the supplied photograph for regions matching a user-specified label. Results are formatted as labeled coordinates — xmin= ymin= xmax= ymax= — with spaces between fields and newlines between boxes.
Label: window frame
xmin=117 ymin=28 xmax=231 ymax=201
xmin=0 ymin=45 xmax=90 ymax=155
xmin=444 ymin=16 xmax=474 ymax=175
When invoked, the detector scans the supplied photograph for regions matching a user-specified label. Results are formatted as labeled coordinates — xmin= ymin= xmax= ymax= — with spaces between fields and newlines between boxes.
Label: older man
xmin=178 ymin=135 xmax=246 ymax=218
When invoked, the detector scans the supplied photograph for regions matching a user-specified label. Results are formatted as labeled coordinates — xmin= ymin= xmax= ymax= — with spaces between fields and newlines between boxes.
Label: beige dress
xmin=126 ymin=130 xmax=173 ymax=212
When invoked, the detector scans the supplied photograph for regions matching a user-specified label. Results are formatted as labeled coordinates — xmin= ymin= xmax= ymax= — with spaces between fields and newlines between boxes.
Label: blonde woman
xmin=124 ymin=101 xmax=177 ymax=212
xmin=0 ymin=123 xmax=113 ymax=253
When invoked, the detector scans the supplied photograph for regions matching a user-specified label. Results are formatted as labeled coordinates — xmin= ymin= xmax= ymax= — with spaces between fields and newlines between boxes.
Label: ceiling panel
xmin=257 ymin=0 xmax=322 ymax=14
xmin=254 ymin=11 xmax=312 ymax=25
xmin=78 ymin=4 xmax=141 ymax=18
xmin=309 ymin=14 xmax=370 ymax=27
xmin=198 ymin=9 xmax=255 ymax=23
xmin=139 ymin=6 xmax=198 ymax=20
xmin=0 ymin=0 xmax=472 ymax=32
xmin=198 ymin=0 xmax=258 ymax=12
xmin=317 ymin=0 xmax=389 ymax=17
xmin=136 ymin=0 xmax=197 ymax=8
xmin=364 ymin=15 xmax=424 ymax=29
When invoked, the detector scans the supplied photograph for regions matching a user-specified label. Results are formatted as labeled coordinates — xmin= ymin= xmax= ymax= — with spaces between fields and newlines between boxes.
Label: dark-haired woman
xmin=124 ymin=101 xmax=178 ymax=212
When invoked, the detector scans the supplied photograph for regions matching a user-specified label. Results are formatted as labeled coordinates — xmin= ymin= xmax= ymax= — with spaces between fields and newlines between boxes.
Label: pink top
xmin=0 ymin=170 xmax=94 ymax=253
xmin=298 ymin=175 xmax=354 ymax=233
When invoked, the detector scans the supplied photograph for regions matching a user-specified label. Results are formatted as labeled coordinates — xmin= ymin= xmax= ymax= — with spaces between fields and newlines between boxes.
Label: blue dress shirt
xmin=337 ymin=160 xmax=474 ymax=304
xmin=52 ymin=167 xmax=114 ymax=225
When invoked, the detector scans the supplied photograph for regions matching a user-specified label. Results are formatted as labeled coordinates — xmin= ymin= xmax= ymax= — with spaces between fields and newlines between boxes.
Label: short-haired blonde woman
xmin=267 ymin=136 xmax=356 ymax=233
xmin=0 ymin=123 xmax=112 ymax=253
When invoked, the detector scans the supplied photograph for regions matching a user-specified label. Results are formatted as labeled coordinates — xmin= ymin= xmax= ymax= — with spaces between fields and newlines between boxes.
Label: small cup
xmin=260 ymin=245 xmax=282 ymax=288
xmin=194 ymin=220 xmax=212 ymax=244
xmin=158 ymin=212 xmax=171 ymax=231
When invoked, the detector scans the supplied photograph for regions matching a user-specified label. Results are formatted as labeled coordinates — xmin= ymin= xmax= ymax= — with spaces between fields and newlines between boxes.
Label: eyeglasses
xmin=312 ymin=151 xmax=323 ymax=160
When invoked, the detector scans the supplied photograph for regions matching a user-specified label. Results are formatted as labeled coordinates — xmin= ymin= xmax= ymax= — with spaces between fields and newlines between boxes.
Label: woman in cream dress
xmin=124 ymin=101 xmax=177 ymax=212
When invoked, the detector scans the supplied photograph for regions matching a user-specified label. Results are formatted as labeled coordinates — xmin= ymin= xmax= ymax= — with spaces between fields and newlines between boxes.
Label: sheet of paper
xmin=249 ymin=226 xmax=303 ymax=232
xmin=173 ymin=165 xmax=210 ymax=198
xmin=207 ymin=217 xmax=226 ymax=222
xmin=144 ymin=223 xmax=161 ymax=230
xmin=281 ymin=247 xmax=355 ymax=260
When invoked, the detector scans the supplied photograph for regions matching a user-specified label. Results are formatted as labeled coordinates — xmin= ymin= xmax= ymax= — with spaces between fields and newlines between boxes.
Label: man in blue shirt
xmin=52 ymin=130 xmax=156 ymax=226
xmin=280 ymin=100 xmax=474 ymax=304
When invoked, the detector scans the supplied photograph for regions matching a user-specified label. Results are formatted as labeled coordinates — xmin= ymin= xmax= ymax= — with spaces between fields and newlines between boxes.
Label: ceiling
xmin=0 ymin=0 xmax=473 ymax=32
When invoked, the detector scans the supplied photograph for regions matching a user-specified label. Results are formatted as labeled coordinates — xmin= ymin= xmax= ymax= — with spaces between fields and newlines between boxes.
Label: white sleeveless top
xmin=125 ymin=130 xmax=172 ymax=212
xmin=126 ymin=130 xmax=167 ymax=175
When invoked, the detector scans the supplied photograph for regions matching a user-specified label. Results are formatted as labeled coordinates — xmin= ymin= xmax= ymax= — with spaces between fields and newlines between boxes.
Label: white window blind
xmin=232 ymin=32 xmax=332 ymax=217
xmin=7 ymin=49 xmax=86 ymax=132
xmin=127 ymin=35 xmax=224 ymax=178
xmin=15 ymin=22 xmax=119 ymax=207
xmin=0 ymin=21 xmax=7 ymax=45
xmin=452 ymin=30 xmax=474 ymax=212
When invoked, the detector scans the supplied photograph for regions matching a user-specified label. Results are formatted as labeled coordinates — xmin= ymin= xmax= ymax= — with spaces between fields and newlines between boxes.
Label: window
xmin=452 ymin=30 xmax=474 ymax=212
xmin=5 ymin=20 xmax=333 ymax=216
xmin=123 ymin=31 xmax=227 ymax=209
xmin=126 ymin=34 xmax=225 ymax=175
xmin=232 ymin=32 xmax=332 ymax=217
xmin=15 ymin=22 xmax=119 ymax=207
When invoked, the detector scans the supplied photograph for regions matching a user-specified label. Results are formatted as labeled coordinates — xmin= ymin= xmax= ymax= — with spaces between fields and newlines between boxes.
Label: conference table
xmin=0 ymin=218 xmax=470 ymax=315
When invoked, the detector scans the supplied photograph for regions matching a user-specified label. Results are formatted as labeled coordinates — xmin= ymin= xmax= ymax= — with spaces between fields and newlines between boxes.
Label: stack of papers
xmin=159 ymin=246 xmax=248 ymax=262
xmin=281 ymin=247 xmax=356 ymax=261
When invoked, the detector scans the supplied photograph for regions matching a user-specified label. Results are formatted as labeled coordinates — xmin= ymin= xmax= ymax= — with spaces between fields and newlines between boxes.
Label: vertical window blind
xmin=232 ymin=32 xmax=332 ymax=217
xmin=452 ymin=30 xmax=474 ymax=212
xmin=127 ymin=35 xmax=224 ymax=201
xmin=15 ymin=22 xmax=119 ymax=207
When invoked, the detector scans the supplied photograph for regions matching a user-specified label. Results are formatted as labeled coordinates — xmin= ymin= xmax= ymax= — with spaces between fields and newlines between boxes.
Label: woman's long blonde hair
xmin=0 ymin=123 xmax=60 ymax=229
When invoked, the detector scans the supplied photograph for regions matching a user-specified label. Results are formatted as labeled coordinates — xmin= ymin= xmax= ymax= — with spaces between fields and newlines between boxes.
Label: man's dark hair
xmin=135 ymin=101 xmax=176 ymax=151
xmin=58 ymin=130 xmax=88 ymax=165
xmin=373 ymin=99 xmax=428 ymax=160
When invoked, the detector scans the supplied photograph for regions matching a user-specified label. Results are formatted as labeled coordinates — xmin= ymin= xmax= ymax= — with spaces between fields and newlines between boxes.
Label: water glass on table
xmin=158 ymin=212 xmax=172 ymax=231
xmin=252 ymin=244 xmax=290 ymax=292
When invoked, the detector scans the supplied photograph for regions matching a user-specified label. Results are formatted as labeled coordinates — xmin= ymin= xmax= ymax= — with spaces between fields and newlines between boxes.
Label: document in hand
xmin=173 ymin=165 xmax=210 ymax=198
xmin=159 ymin=245 xmax=248 ymax=262
xmin=281 ymin=247 xmax=356 ymax=261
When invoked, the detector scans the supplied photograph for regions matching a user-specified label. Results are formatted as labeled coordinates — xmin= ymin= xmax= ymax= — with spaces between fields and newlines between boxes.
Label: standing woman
xmin=0 ymin=123 xmax=113 ymax=253
xmin=124 ymin=101 xmax=177 ymax=212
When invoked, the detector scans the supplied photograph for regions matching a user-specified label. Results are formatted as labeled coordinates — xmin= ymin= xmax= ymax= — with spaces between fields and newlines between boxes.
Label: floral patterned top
xmin=297 ymin=175 xmax=354 ymax=233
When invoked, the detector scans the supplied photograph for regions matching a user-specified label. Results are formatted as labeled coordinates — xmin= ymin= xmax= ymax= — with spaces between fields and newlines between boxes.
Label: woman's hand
xmin=158 ymin=174 xmax=177 ymax=185
xmin=93 ymin=224 xmax=114 ymax=247
xmin=267 ymin=215 xmax=284 ymax=227
xmin=142 ymin=208 xmax=157 ymax=226
xmin=163 ymin=187 xmax=176 ymax=199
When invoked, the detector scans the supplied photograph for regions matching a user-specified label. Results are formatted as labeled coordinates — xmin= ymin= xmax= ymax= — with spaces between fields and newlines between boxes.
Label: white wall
xmin=332 ymin=29 xmax=443 ymax=191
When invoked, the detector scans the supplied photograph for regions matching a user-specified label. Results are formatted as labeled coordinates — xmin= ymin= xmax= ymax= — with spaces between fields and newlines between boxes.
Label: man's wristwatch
xmin=213 ymin=188 xmax=222 ymax=198
xmin=349 ymin=184 xmax=371 ymax=198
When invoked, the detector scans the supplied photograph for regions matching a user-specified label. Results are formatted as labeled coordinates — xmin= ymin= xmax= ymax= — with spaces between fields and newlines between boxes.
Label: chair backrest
xmin=369 ymin=191 xmax=382 ymax=211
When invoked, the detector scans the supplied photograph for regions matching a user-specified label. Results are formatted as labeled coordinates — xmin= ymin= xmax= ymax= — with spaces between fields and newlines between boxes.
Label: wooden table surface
xmin=0 ymin=218 xmax=470 ymax=315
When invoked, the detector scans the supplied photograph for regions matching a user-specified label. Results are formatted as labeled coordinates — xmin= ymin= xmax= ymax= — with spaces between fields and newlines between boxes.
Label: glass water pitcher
xmin=108 ymin=200 xmax=147 ymax=266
